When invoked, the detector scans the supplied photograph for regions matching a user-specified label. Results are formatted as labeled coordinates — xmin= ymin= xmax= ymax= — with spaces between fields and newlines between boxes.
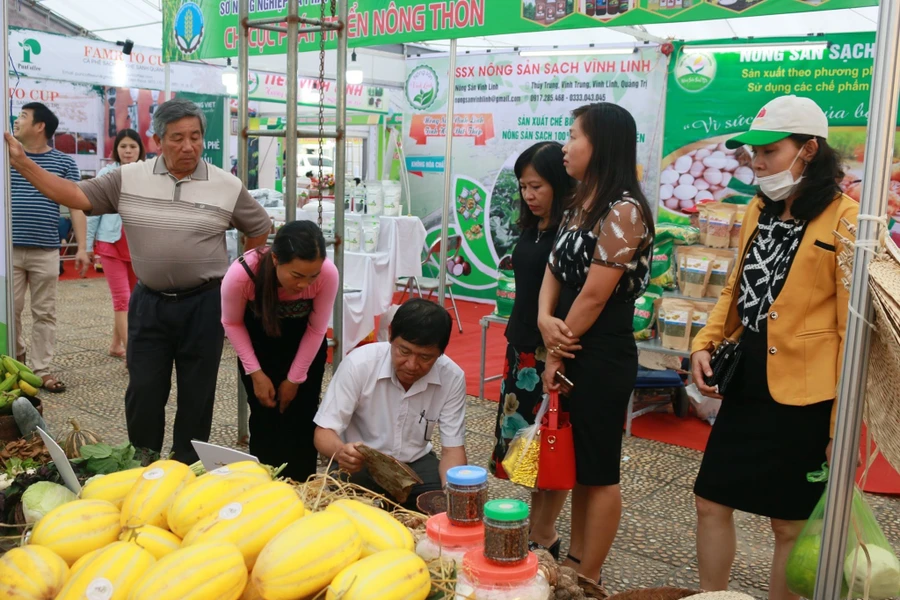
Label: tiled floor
xmin=17 ymin=278 xmax=900 ymax=597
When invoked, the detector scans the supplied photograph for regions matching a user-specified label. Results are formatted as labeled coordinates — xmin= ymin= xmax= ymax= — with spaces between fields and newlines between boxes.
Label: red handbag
xmin=536 ymin=391 xmax=576 ymax=490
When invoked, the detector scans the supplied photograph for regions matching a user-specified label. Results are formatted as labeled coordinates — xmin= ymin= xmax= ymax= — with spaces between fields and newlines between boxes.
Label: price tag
xmin=191 ymin=441 xmax=258 ymax=472
xmin=36 ymin=427 xmax=81 ymax=494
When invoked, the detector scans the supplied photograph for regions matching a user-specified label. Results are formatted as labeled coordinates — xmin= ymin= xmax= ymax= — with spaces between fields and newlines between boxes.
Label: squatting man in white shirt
xmin=313 ymin=299 xmax=468 ymax=509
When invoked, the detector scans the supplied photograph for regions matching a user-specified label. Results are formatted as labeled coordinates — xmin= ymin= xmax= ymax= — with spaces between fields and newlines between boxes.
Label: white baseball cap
xmin=725 ymin=95 xmax=829 ymax=149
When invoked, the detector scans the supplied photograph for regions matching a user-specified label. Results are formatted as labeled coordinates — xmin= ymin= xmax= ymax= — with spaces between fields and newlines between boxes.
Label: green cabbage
xmin=21 ymin=481 xmax=77 ymax=524
xmin=844 ymin=544 xmax=900 ymax=599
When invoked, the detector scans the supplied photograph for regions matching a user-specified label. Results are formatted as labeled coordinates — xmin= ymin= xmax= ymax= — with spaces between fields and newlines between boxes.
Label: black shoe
xmin=528 ymin=537 xmax=561 ymax=560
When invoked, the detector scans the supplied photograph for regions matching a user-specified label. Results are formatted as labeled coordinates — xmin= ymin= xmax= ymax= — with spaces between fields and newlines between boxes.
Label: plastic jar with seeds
xmin=446 ymin=466 xmax=489 ymax=527
xmin=483 ymin=499 xmax=530 ymax=564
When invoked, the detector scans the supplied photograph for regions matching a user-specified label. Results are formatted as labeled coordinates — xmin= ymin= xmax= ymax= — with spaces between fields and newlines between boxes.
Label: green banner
xmin=177 ymin=91 xmax=227 ymax=168
xmin=660 ymin=32 xmax=900 ymax=227
xmin=162 ymin=0 xmax=877 ymax=62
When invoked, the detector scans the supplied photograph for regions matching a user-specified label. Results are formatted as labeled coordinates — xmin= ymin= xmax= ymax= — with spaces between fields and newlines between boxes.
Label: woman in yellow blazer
xmin=690 ymin=95 xmax=858 ymax=600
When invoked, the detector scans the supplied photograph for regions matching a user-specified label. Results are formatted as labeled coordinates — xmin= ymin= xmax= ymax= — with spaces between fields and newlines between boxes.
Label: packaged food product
xmin=706 ymin=252 xmax=734 ymax=298
xmin=655 ymin=223 xmax=701 ymax=246
xmin=633 ymin=284 xmax=663 ymax=340
xmin=679 ymin=252 xmax=712 ymax=299
xmin=690 ymin=305 xmax=709 ymax=346
xmin=445 ymin=466 xmax=488 ymax=527
xmin=730 ymin=204 xmax=747 ymax=248
xmin=416 ymin=512 xmax=483 ymax=565
xmin=698 ymin=204 xmax=710 ymax=245
xmin=707 ymin=205 xmax=737 ymax=249
xmin=344 ymin=216 xmax=362 ymax=252
xmin=483 ymin=500 xmax=529 ymax=564
xmin=650 ymin=240 xmax=677 ymax=290
xmin=658 ymin=299 xmax=693 ymax=352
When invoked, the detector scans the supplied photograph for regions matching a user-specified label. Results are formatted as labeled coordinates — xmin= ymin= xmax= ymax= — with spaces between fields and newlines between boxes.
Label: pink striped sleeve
xmin=221 ymin=253 xmax=263 ymax=376
xmin=287 ymin=259 xmax=339 ymax=384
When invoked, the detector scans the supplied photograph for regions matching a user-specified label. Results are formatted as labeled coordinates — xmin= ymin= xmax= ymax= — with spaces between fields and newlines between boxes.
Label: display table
xmin=479 ymin=314 xmax=509 ymax=400
xmin=295 ymin=213 xmax=427 ymax=355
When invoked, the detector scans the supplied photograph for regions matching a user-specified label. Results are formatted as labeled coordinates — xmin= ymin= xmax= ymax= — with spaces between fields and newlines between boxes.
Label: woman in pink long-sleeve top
xmin=221 ymin=220 xmax=338 ymax=481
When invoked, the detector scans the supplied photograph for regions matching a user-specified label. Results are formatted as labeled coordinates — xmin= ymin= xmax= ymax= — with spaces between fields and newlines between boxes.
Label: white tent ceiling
xmin=35 ymin=1 xmax=879 ymax=64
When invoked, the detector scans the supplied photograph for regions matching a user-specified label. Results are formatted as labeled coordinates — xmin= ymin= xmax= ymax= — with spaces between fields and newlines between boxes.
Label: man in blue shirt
xmin=11 ymin=102 xmax=88 ymax=392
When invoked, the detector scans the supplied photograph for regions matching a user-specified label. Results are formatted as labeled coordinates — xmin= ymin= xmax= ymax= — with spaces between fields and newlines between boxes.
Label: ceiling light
xmin=518 ymin=47 xmax=636 ymax=57
xmin=347 ymin=50 xmax=364 ymax=85
xmin=222 ymin=58 xmax=239 ymax=95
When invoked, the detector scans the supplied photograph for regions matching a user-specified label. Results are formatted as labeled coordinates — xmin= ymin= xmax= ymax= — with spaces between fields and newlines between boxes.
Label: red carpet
xmin=59 ymin=262 xmax=106 ymax=281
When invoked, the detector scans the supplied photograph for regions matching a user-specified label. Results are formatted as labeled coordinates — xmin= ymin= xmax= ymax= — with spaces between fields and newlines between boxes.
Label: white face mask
xmin=756 ymin=147 xmax=806 ymax=201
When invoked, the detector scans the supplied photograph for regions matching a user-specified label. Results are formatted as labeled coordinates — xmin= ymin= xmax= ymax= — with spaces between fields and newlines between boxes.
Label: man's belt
xmin=139 ymin=278 xmax=222 ymax=302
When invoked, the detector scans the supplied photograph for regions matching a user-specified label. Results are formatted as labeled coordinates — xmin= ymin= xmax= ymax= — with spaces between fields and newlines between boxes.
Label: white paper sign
xmin=191 ymin=441 xmax=258 ymax=472
xmin=36 ymin=427 xmax=81 ymax=494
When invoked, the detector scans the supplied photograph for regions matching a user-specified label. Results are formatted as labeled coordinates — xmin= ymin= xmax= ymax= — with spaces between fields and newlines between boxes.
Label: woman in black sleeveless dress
xmin=221 ymin=221 xmax=338 ymax=482
xmin=538 ymin=104 xmax=654 ymax=583
xmin=489 ymin=142 xmax=575 ymax=559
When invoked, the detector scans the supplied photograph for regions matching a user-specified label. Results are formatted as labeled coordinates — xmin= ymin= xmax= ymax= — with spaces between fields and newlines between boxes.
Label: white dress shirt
xmin=314 ymin=342 xmax=467 ymax=463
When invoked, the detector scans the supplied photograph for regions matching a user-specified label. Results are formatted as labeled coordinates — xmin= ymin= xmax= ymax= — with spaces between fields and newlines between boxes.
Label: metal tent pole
xmin=236 ymin=0 xmax=251 ymax=445
xmin=284 ymin=0 xmax=299 ymax=224
xmin=814 ymin=2 xmax=900 ymax=598
xmin=332 ymin=0 xmax=349 ymax=370
xmin=437 ymin=39 xmax=457 ymax=306
xmin=2 ymin=0 xmax=13 ymax=357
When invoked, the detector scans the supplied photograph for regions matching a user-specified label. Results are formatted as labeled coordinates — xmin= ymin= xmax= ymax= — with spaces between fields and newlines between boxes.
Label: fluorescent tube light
xmin=683 ymin=42 xmax=828 ymax=55
xmin=518 ymin=47 xmax=636 ymax=57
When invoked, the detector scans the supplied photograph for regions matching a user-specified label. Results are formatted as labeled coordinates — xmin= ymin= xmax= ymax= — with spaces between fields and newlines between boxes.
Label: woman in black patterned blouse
xmin=538 ymin=103 xmax=654 ymax=583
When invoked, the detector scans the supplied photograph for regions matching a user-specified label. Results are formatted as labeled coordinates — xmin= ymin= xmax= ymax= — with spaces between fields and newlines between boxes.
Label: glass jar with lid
xmin=416 ymin=512 xmax=484 ymax=565
xmin=455 ymin=549 xmax=549 ymax=600
xmin=446 ymin=465 xmax=489 ymax=527
xmin=483 ymin=499 xmax=530 ymax=564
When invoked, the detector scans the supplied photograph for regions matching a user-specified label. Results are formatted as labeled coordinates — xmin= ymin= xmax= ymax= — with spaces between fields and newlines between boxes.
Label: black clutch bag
xmin=703 ymin=339 xmax=742 ymax=395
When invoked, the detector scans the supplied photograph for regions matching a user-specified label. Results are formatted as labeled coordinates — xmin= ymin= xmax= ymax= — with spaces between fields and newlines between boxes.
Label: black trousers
xmin=125 ymin=283 xmax=224 ymax=464
xmin=340 ymin=451 xmax=442 ymax=511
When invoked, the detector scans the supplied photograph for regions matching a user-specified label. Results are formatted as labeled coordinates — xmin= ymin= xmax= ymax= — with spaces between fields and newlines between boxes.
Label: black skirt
xmin=694 ymin=326 xmax=832 ymax=521
xmin=557 ymin=288 xmax=637 ymax=487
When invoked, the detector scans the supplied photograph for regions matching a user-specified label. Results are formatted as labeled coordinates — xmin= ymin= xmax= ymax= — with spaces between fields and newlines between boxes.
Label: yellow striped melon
xmin=80 ymin=467 xmax=145 ymax=508
xmin=0 ymin=545 xmax=69 ymax=599
xmin=119 ymin=524 xmax=182 ymax=559
xmin=71 ymin=548 xmax=102 ymax=574
xmin=326 ymin=549 xmax=430 ymax=600
xmin=126 ymin=542 xmax=247 ymax=600
xmin=325 ymin=498 xmax=414 ymax=557
xmin=120 ymin=459 xmax=195 ymax=530
xmin=167 ymin=463 xmax=270 ymax=537
xmin=182 ymin=481 xmax=305 ymax=570
xmin=30 ymin=499 xmax=121 ymax=565
xmin=56 ymin=541 xmax=155 ymax=600
xmin=251 ymin=511 xmax=362 ymax=599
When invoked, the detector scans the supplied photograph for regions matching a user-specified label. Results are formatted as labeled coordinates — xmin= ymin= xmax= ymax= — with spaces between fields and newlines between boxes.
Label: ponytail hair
xmin=253 ymin=220 xmax=326 ymax=337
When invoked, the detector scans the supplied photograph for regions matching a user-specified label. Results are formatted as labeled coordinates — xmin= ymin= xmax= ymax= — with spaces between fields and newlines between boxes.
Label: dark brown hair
xmin=515 ymin=142 xmax=575 ymax=231
xmin=253 ymin=220 xmax=326 ymax=337
xmin=568 ymin=103 xmax=655 ymax=240
xmin=111 ymin=129 xmax=146 ymax=164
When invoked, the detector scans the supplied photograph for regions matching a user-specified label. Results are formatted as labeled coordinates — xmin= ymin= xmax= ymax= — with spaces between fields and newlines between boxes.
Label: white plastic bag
xmin=685 ymin=383 xmax=721 ymax=425
xmin=501 ymin=394 xmax=550 ymax=488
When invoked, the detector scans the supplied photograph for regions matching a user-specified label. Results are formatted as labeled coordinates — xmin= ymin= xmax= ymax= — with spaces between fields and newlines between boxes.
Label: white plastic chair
xmin=396 ymin=236 xmax=464 ymax=334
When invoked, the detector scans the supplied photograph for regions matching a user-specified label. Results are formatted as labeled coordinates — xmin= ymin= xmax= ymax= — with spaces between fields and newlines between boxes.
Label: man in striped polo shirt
xmin=11 ymin=102 xmax=90 ymax=393
xmin=5 ymin=99 xmax=272 ymax=463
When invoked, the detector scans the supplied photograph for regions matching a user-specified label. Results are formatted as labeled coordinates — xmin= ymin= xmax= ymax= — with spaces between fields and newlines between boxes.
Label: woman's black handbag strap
xmin=237 ymin=255 xmax=256 ymax=281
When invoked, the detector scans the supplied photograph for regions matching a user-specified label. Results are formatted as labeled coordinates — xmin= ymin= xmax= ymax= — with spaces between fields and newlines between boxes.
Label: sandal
xmin=528 ymin=538 xmax=561 ymax=560
xmin=566 ymin=553 xmax=581 ymax=565
xmin=41 ymin=375 xmax=67 ymax=394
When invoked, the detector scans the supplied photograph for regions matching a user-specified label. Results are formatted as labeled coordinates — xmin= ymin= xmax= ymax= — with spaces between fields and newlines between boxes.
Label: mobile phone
xmin=553 ymin=370 xmax=574 ymax=392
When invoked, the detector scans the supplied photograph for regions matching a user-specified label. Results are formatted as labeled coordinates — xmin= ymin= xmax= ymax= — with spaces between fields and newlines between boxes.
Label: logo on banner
xmin=18 ymin=38 xmax=41 ymax=64
xmin=675 ymin=51 xmax=717 ymax=93
xmin=406 ymin=65 xmax=439 ymax=111
xmin=174 ymin=2 xmax=205 ymax=55
xmin=247 ymin=72 xmax=260 ymax=95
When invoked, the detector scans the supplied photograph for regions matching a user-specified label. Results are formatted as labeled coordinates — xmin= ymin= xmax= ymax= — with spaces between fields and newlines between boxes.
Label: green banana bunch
xmin=0 ymin=355 xmax=43 ymax=392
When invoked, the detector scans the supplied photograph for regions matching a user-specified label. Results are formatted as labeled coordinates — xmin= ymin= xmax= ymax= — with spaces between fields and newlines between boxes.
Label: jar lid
xmin=462 ymin=548 xmax=538 ymax=585
xmin=446 ymin=465 xmax=487 ymax=486
xmin=426 ymin=513 xmax=484 ymax=546
xmin=484 ymin=499 xmax=529 ymax=522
